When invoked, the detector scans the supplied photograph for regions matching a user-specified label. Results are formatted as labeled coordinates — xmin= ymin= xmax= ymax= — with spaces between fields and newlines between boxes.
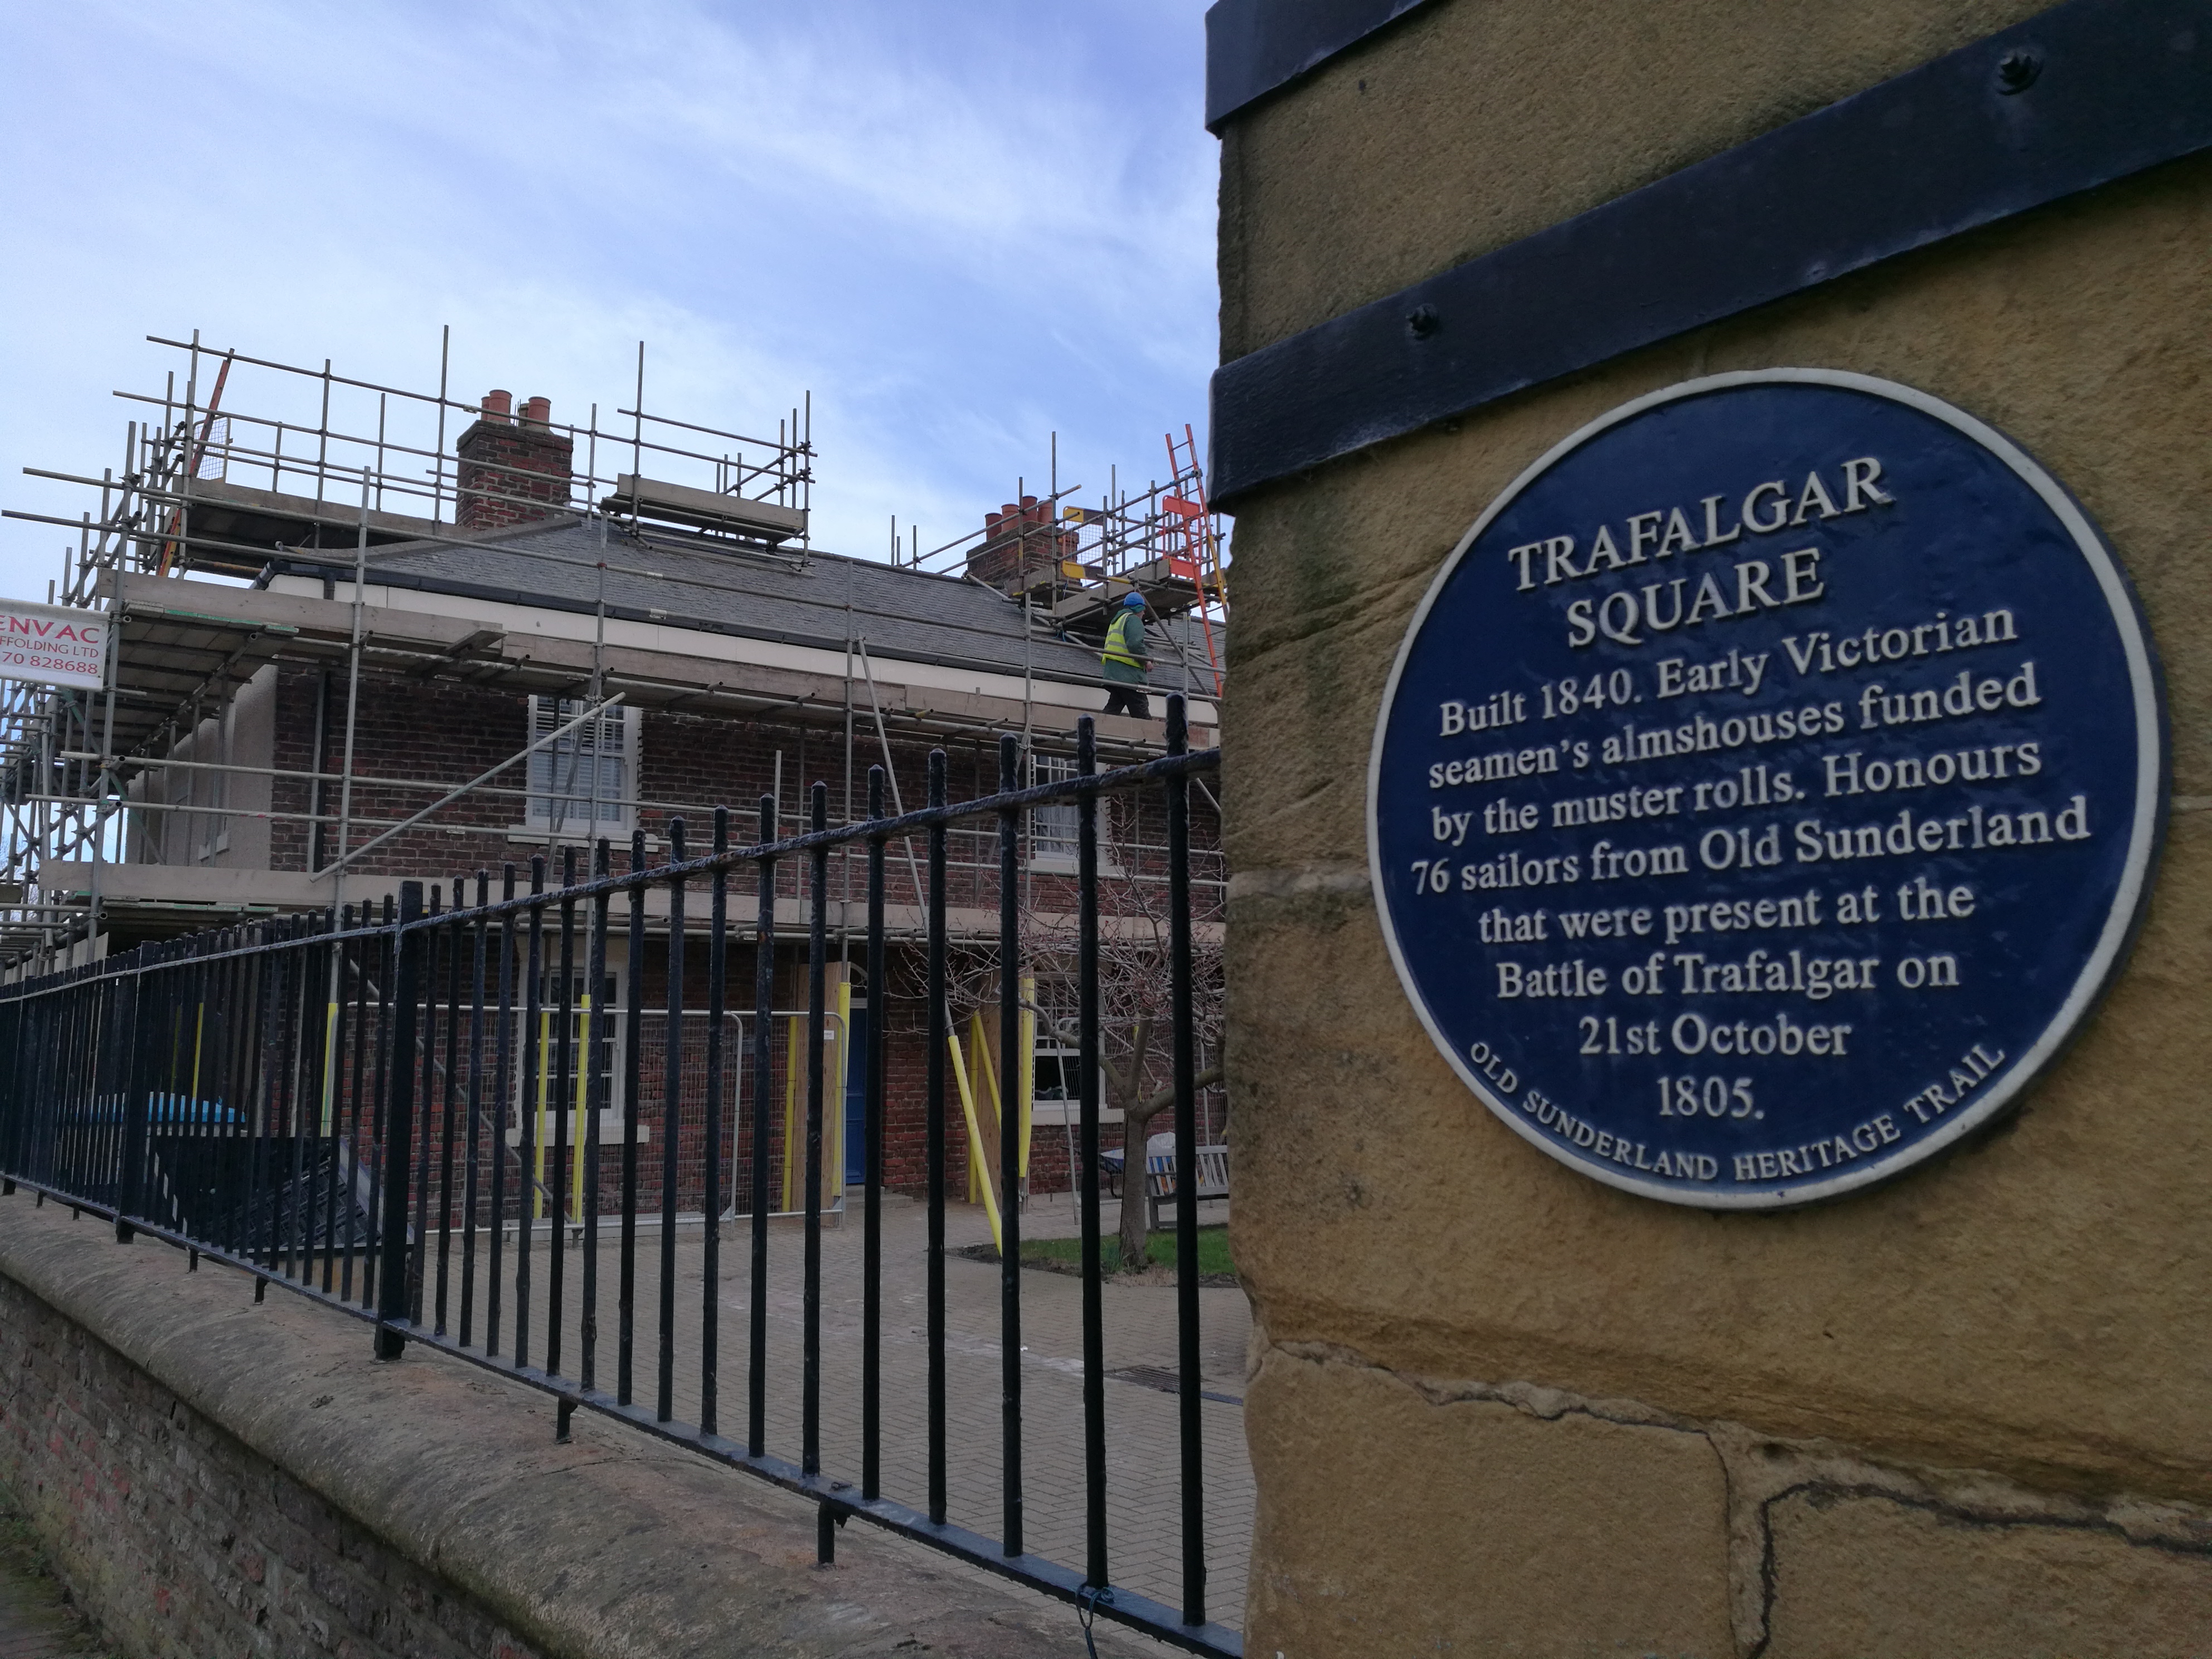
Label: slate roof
xmin=271 ymin=518 xmax=1220 ymax=695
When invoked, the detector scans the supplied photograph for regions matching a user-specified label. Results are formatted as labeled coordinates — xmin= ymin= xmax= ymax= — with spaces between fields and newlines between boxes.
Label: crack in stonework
xmin=1740 ymin=1475 xmax=2212 ymax=1658
xmin=1260 ymin=1337 xmax=2212 ymax=1657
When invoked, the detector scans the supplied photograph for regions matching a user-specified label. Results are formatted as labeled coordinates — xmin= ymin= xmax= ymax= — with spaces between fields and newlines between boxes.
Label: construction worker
xmin=1100 ymin=590 xmax=1152 ymax=719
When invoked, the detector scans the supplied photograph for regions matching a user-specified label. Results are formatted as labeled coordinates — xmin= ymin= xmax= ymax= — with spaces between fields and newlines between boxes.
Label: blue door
xmin=843 ymin=1006 xmax=868 ymax=1183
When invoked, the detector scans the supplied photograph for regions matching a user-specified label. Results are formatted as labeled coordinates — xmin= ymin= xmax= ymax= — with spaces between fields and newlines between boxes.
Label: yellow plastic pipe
xmin=781 ymin=1015 xmax=803 ymax=1211
xmin=827 ymin=979 xmax=850 ymax=1207
xmin=1017 ymin=976 xmax=1035 ymax=1180
xmin=947 ymin=1024 xmax=998 ymax=1253
xmin=319 ymin=999 xmax=340 ymax=1137
xmin=532 ymin=1008 xmax=552 ymax=1221
xmin=570 ymin=995 xmax=593 ymax=1221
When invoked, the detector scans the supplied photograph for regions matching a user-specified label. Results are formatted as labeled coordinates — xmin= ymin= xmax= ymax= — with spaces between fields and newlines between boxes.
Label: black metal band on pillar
xmin=1204 ymin=0 xmax=1435 ymax=130
xmin=1207 ymin=0 xmax=2212 ymax=506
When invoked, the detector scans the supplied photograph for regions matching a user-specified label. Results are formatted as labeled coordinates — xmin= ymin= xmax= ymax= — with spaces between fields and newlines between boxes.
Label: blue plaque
xmin=1369 ymin=371 xmax=2166 ymax=1207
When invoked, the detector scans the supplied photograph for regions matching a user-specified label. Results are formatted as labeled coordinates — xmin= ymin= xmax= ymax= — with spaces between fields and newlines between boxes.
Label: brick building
xmin=31 ymin=382 xmax=1225 ymax=1219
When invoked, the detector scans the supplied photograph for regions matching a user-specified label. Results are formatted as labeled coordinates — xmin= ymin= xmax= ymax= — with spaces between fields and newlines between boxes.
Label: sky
xmin=0 ymin=1 xmax=1220 ymax=598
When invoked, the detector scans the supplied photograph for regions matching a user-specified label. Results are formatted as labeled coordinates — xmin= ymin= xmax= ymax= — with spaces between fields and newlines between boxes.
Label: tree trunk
xmin=1115 ymin=1066 xmax=1224 ymax=1271
xmin=1106 ymin=1020 xmax=1155 ymax=1267
xmin=1117 ymin=1101 xmax=1170 ymax=1269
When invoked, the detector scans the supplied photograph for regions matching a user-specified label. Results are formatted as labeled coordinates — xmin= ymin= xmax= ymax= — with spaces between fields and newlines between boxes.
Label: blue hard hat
xmin=1122 ymin=591 xmax=1146 ymax=608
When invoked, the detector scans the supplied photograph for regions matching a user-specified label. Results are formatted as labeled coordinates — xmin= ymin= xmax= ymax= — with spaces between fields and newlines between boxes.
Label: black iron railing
xmin=0 ymin=700 xmax=1236 ymax=1656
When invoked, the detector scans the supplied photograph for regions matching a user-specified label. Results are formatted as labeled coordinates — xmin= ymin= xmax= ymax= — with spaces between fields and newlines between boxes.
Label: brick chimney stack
xmin=968 ymin=494 xmax=1078 ymax=594
xmin=455 ymin=389 xmax=573 ymax=531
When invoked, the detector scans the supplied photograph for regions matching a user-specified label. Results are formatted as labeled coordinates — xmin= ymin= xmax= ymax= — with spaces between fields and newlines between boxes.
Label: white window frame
xmin=1027 ymin=751 xmax=1122 ymax=875
xmin=1027 ymin=976 xmax=1122 ymax=1124
xmin=1029 ymin=1047 xmax=1125 ymax=1126
xmin=506 ymin=961 xmax=638 ymax=1148
xmin=522 ymin=697 xmax=639 ymax=835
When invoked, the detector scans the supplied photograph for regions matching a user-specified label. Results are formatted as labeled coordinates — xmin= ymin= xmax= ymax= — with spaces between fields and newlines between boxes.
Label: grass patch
xmin=1020 ymin=1224 xmax=1234 ymax=1280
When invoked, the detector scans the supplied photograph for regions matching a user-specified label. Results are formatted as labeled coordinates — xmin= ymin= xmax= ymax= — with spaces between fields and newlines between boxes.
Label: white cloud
xmin=0 ymin=0 xmax=1218 ymax=596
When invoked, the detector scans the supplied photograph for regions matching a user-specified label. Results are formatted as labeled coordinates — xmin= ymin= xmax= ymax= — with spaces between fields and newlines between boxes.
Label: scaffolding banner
xmin=0 ymin=599 xmax=107 ymax=690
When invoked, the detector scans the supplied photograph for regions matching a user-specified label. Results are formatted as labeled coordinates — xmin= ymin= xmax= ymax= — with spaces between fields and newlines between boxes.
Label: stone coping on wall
xmin=0 ymin=1190 xmax=1158 ymax=1659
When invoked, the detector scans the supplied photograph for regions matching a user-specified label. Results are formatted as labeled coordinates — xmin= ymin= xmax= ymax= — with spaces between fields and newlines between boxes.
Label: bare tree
xmin=889 ymin=785 xmax=1226 ymax=1270
xmin=1090 ymin=1012 xmax=1223 ymax=1270
xmin=1035 ymin=864 xmax=1224 ymax=1270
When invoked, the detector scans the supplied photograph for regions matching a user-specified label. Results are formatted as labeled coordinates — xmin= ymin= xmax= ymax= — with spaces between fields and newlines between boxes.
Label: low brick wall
xmin=0 ymin=1245 xmax=543 ymax=1659
xmin=0 ymin=1191 xmax=1155 ymax=1659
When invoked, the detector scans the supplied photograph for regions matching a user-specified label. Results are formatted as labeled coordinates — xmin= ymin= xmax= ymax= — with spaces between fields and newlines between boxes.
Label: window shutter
xmin=526 ymin=697 xmax=633 ymax=831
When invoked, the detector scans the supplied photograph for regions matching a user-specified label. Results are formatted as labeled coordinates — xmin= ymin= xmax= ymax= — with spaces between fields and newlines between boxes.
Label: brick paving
xmin=462 ymin=1189 xmax=1253 ymax=1629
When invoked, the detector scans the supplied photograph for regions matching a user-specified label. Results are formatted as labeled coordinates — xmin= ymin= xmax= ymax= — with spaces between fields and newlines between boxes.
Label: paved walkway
xmin=448 ymin=1188 xmax=1253 ymax=1629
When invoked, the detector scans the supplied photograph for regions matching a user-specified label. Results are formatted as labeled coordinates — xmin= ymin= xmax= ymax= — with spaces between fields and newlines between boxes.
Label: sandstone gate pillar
xmin=1209 ymin=2 xmax=2212 ymax=1652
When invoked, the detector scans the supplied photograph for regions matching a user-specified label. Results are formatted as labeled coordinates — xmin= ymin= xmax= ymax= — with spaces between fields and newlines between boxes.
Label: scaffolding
xmin=887 ymin=429 xmax=1232 ymax=701
xmin=0 ymin=330 xmax=1226 ymax=976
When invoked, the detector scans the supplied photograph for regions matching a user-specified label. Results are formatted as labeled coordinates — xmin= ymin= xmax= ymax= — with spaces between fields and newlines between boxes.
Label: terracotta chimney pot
xmin=455 ymin=386 xmax=572 ymax=531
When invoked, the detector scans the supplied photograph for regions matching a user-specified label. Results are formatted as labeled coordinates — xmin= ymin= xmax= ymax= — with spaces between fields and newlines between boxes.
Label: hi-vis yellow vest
xmin=1103 ymin=609 xmax=1146 ymax=668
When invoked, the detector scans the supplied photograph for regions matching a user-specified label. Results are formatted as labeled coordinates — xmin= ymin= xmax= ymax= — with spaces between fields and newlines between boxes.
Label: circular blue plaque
xmin=1369 ymin=371 xmax=2166 ymax=1207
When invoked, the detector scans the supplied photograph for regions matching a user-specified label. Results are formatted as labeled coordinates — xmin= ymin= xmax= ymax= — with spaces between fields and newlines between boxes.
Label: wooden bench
xmin=1146 ymin=1143 xmax=1230 ymax=1231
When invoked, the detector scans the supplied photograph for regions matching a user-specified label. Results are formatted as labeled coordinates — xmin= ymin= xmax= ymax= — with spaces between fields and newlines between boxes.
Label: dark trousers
xmin=1103 ymin=685 xmax=1150 ymax=719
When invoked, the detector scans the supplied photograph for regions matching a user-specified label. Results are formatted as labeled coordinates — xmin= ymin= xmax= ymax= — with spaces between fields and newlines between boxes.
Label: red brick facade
xmin=968 ymin=494 xmax=1079 ymax=593
xmin=454 ymin=393 xmax=574 ymax=531
xmin=272 ymin=663 xmax=1221 ymax=1216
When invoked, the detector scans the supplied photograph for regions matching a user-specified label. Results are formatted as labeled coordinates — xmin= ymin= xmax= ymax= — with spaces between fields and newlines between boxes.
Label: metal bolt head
xmin=1996 ymin=47 xmax=2041 ymax=93
xmin=1406 ymin=304 xmax=1441 ymax=340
